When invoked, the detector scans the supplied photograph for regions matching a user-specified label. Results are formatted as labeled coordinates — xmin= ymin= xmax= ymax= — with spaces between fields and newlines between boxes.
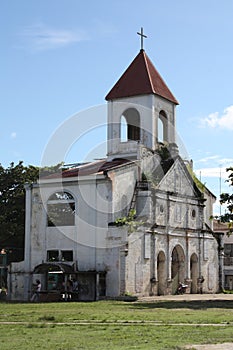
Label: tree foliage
xmin=0 ymin=162 xmax=39 ymax=262
xmin=0 ymin=161 xmax=63 ymax=263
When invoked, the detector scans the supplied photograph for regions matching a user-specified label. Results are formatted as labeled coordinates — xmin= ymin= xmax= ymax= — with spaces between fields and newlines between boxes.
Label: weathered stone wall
xmin=123 ymin=157 xmax=219 ymax=296
xmin=125 ymin=229 xmax=219 ymax=296
xmin=8 ymin=261 xmax=25 ymax=300
xmin=102 ymin=226 xmax=127 ymax=296
xmin=108 ymin=164 xmax=138 ymax=222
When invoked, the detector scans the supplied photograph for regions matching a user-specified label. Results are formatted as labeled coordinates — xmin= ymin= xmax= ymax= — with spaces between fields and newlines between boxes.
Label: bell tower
xmin=105 ymin=31 xmax=179 ymax=160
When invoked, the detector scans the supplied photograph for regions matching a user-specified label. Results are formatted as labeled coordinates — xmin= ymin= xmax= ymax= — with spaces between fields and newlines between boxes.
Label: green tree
xmin=219 ymin=167 xmax=233 ymax=234
xmin=0 ymin=161 xmax=63 ymax=263
xmin=0 ymin=162 xmax=39 ymax=262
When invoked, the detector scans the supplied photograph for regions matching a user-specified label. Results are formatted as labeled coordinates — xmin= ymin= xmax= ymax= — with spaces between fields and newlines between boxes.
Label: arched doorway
xmin=171 ymin=245 xmax=185 ymax=294
xmin=32 ymin=262 xmax=75 ymax=301
xmin=157 ymin=251 xmax=166 ymax=295
xmin=32 ymin=263 xmax=99 ymax=301
xmin=190 ymin=253 xmax=198 ymax=293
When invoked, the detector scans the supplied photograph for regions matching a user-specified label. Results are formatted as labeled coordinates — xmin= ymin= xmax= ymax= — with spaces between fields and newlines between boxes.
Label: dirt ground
xmin=185 ymin=344 xmax=233 ymax=350
xmin=137 ymin=293 xmax=233 ymax=350
xmin=137 ymin=293 xmax=233 ymax=302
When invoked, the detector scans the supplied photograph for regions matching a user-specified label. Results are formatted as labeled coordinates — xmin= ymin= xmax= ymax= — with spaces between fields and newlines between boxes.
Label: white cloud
xmin=10 ymin=132 xmax=17 ymax=139
xmin=196 ymin=155 xmax=220 ymax=163
xmin=219 ymin=158 xmax=233 ymax=165
xmin=195 ymin=155 xmax=233 ymax=169
xmin=200 ymin=105 xmax=233 ymax=130
xmin=194 ymin=167 xmax=228 ymax=179
xmin=20 ymin=23 xmax=89 ymax=51
xmin=195 ymin=155 xmax=233 ymax=168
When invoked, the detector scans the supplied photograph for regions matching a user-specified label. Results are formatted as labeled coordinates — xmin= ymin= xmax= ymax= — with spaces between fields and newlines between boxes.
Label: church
xmin=8 ymin=35 xmax=219 ymax=301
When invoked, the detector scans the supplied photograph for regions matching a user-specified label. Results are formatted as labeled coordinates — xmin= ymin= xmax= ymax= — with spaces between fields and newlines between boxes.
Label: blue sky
xmin=1 ymin=0 xmax=233 ymax=213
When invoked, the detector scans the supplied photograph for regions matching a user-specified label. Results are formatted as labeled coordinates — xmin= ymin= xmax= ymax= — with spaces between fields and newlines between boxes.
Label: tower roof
xmin=105 ymin=49 xmax=179 ymax=104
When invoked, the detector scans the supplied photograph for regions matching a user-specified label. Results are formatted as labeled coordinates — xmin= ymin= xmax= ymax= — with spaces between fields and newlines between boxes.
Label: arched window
xmin=120 ymin=108 xmax=140 ymax=142
xmin=158 ymin=118 xmax=164 ymax=143
xmin=120 ymin=116 xmax=127 ymax=142
xmin=158 ymin=110 xmax=168 ymax=143
xmin=47 ymin=191 xmax=75 ymax=227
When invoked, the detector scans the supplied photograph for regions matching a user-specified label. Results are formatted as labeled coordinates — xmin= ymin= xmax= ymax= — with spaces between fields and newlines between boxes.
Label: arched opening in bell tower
xmin=120 ymin=108 xmax=140 ymax=142
xmin=158 ymin=110 xmax=168 ymax=144
xmin=120 ymin=116 xmax=127 ymax=142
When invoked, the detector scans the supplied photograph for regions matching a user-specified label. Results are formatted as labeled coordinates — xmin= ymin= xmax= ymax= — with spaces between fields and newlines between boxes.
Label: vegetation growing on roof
xmin=156 ymin=142 xmax=171 ymax=160
xmin=186 ymin=163 xmax=206 ymax=194
xmin=141 ymin=143 xmax=177 ymax=189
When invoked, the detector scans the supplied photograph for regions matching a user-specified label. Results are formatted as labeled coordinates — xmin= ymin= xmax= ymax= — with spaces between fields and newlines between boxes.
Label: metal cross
xmin=137 ymin=27 xmax=147 ymax=50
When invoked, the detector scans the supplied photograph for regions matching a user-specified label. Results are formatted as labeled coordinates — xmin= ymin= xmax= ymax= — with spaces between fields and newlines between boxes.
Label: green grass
xmin=0 ymin=300 xmax=233 ymax=349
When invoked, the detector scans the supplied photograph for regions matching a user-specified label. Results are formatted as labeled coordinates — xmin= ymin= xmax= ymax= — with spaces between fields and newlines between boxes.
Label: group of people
xmin=62 ymin=278 xmax=78 ymax=292
xmin=30 ymin=277 xmax=79 ymax=302
xmin=61 ymin=278 xmax=79 ymax=301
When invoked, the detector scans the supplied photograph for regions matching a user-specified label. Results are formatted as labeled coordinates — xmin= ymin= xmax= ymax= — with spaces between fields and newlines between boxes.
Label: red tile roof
xmin=105 ymin=49 xmax=179 ymax=104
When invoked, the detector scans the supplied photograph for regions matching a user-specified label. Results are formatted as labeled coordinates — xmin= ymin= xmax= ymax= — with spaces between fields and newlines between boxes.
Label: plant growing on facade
xmin=156 ymin=142 xmax=171 ymax=160
xmin=114 ymin=209 xmax=144 ymax=234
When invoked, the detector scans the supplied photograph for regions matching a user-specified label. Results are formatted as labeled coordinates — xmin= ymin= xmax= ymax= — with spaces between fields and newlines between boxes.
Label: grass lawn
xmin=0 ymin=299 xmax=232 ymax=350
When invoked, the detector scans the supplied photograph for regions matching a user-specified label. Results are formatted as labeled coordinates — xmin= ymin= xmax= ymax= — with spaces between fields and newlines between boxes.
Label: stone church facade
xmin=8 ymin=48 xmax=219 ymax=301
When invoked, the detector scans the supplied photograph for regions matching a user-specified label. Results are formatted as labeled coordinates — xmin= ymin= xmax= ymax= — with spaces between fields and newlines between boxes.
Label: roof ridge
xmin=144 ymin=52 xmax=179 ymax=104
xmin=142 ymin=50 xmax=155 ymax=94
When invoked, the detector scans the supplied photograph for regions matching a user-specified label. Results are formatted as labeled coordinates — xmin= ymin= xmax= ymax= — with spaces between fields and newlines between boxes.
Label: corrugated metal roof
xmin=43 ymin=158 xmax=131 ymax=179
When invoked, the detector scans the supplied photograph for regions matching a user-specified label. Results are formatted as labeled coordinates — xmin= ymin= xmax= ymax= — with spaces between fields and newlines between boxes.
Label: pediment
xmin=157 ymin=158 xmax=200 ymax=198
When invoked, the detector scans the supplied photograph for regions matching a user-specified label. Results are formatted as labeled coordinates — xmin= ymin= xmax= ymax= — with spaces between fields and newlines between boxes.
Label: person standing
xmin=30 ymin=279 xmax=41 ymax=302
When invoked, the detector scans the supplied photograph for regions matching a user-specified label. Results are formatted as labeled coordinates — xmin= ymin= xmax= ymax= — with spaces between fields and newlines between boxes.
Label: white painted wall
xmin=107 ymin=95 xmax=176 ymax=159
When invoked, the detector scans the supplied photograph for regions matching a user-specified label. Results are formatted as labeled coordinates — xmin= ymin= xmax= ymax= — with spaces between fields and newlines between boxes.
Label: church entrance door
xmin=171 ymin=245 xmax=185 ymax=294
xmin=157 ymin=251 xmax=166 ymax=295
xmin=190 ymin=253 xmax=198 ymax=293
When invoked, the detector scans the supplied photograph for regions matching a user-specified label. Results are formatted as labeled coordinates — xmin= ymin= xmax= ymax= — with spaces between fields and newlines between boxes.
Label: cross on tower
xmin=137 ymin=27 xmax=147 ymax=50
